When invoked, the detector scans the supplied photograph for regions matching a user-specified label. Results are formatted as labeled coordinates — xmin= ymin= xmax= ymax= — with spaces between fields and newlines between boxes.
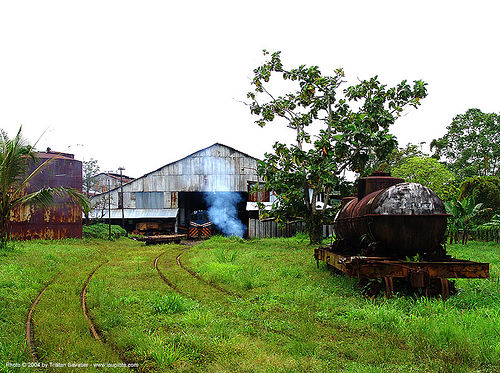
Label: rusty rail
xmin=26 ymin=282 xmax=53 ymax=362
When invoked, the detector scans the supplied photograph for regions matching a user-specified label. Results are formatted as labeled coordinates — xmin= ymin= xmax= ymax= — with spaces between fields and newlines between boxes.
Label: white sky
xmin=0 ymin=1 xmax=498 ymax=178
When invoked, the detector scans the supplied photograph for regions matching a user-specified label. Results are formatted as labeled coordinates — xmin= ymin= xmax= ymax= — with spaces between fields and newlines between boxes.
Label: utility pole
xmin=118 ymin=166 xmax=126 ymax=236
xmin=107 ymin=175 xmax=111 ymax=240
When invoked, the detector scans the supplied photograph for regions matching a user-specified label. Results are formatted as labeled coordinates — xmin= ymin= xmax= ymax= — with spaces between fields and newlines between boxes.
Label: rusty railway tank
xmin=10 ymin=150 xmax=83 ymax=240
xmin=334 ymin=172 xmax=448 ymax=258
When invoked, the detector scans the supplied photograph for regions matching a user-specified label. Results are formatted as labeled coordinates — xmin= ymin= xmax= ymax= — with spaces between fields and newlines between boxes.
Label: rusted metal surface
xmin=314 ymin=247 xmax=489 ymax=298
xmin=10 ymin=151 xmax=83 ymax=240
xmin=335 ymin=179 xmax=449 ymax=257
xmin=357 ymin=172 xmax=403 ymax=199
xmin=314 ymin=248 xmax=490 ymax=279
xmin=334 ymin=197 xmax=358 ymax=246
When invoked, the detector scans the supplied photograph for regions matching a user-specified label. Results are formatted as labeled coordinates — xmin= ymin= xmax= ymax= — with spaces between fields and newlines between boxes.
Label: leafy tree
xmin=431 ymin=108 xmax=500 ymax=180
xmin=82 ymin=158 xmax=100 ymax=197
xmin=459 ymin=176 xmax=500 ymax=223
xmin=363 ymin=142 xmax=427 ymax=176
xmin=247 ymin=50 xmax=427 ymax=244
xmin=391 ymin=156 xmax=459 ymax=201
xmin=0 ymin=128 xmax=88 ymax=249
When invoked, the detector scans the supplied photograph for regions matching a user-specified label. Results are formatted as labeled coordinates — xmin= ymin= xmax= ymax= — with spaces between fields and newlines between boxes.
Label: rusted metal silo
xmin=10 ymin=151 xmax=83 ymax=240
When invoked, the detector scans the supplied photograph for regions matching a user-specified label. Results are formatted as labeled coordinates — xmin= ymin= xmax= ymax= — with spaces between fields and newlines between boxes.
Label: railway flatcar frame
xmin=314 ymin=247 xmax=490 ymax=299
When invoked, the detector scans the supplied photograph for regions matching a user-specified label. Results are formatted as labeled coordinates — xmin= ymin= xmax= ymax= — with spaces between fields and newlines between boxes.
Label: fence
xmin=248 ymin=219 xmax=334 ymax=239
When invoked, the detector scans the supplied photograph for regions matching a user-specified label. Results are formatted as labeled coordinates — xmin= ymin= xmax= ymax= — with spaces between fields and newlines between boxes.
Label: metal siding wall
xmin=90 ymin=145 xmax=260 ymax=213
xmin=135 ymin=192 xmax=164 ymax=208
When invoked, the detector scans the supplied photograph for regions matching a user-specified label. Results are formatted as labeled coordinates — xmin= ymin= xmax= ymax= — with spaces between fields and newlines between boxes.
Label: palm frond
xmin=0 ymin=126 xmax=36 ymax=196
xmin=12 ymin=187 xmax=89 ymax=211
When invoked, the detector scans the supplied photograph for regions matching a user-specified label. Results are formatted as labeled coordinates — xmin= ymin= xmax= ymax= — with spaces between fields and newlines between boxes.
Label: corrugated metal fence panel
xmin=248 ymin=219 xmax=334 ymax=239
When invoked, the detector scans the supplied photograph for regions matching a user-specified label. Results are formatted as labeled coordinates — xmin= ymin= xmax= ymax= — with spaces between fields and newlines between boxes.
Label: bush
xmin=82 ymin=223 xmax=127 ymax=240
xmin=459 ymin=176 xmax=500 ymax=223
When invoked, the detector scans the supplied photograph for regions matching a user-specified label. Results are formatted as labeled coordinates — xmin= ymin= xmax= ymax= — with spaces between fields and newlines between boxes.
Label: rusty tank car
xmin=314 ymin=172 xmax=489 ymax=299
xmin=334 ymin=172 xmax=448 ymax=259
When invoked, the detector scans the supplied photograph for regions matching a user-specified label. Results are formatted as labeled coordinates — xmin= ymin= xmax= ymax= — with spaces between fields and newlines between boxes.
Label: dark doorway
xmin=178 ymin=191 xmax=249 ymax=236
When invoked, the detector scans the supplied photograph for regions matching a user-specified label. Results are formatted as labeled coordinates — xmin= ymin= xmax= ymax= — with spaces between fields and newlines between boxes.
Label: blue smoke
xmin=205 ymin=192 xmax=246 ymax=238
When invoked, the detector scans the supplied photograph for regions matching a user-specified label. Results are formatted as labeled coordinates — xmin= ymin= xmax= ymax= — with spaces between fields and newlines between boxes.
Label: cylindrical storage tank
xmin=351 ymin=183 xmax=448 ymax=257
xmin=10 ymin=151 xmax=83 ymax=240
xmin=334 ymin=197 xmax=358 ymax=247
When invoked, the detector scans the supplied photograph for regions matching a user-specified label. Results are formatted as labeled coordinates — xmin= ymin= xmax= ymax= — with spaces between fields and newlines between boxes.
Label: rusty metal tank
xmin=10 ymin=151 xmax=83 ymax=240
xmin=334 ymin=174 xmax=448 ymax=258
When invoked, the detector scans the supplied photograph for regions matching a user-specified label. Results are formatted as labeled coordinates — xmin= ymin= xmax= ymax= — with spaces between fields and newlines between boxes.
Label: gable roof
xmin=96 ymin=143 xmax=260 ymax=195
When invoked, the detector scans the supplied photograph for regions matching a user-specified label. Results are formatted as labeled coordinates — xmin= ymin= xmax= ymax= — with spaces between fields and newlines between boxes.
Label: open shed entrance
xmin=178 ymin=191 xmax=249 ymax=236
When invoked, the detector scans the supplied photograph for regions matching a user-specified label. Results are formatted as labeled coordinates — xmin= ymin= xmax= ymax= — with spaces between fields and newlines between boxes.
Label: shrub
xmin=459 ymin=176 xmax=500 ymax=223
xmin=82 ymin=223 xmax=127 ymax=240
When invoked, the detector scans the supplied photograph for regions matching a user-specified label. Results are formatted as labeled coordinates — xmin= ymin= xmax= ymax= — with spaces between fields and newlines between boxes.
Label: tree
xmin=247 ymin=50 xmax=428 ymax=244
xmin=459 ymin=176 xmax=500 ymax=223
xmin=431 ymin=108 xmax=500 ymax=180
xmin=391 ymin=156 xmax=459 ymax=201
xmin=0 ymin=128 xmax=88 ymax=249
xmin=82 ymin=158 xmax=100 ymax=197
xmin=362 ymin=142 xmax=427 ymax=176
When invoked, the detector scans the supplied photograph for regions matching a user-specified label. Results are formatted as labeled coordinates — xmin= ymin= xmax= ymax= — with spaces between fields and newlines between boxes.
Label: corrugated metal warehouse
xmin=10 ymin=150 xmax=83 ymax=240
xmin=89 ymin=143 xmax=261 ymax=235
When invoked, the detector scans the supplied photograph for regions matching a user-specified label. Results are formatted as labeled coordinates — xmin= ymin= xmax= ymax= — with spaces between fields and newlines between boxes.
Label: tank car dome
xmin=372 ymin=183 xmax=446 ymax=215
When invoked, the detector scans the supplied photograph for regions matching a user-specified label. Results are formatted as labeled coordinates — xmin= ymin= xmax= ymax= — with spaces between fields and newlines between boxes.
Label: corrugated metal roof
xmin=93 ymin=143 xmax=261 ymax=196
xmin=90 ymin=208 xmax=178 ymax=219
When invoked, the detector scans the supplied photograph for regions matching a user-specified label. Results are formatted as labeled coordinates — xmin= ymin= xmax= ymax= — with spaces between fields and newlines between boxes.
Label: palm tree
xmin=0 ymin=127 xmax=88 ymax=249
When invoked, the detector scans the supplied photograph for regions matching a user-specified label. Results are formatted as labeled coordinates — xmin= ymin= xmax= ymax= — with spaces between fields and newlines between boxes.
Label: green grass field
xmin=0 ymin=237 xmax=498 ymax=372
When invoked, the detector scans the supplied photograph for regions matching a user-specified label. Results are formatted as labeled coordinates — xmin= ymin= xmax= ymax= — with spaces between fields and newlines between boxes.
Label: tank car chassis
xmin=314 ymin=247 xmax=489 ymax=299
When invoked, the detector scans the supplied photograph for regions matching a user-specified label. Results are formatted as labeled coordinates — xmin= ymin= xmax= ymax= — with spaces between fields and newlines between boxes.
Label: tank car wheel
xmin=360 ymin=278 xmax=382 ymax=299
xmin=424 ymin=278 xmax=455 ymax=299
xmin=439 ymin=278 xmax=450 ymax=300
xmin=383 ymin=277 xmax=394 ymax=298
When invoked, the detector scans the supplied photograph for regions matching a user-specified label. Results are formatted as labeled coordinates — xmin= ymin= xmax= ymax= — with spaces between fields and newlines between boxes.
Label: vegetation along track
xmin=155 ymin=245 xmax=302 ymax=341
xmin=26 ymin=281 xmax=53 ymax=362
xmin=81 ymin=261 xmax=138 ymax=371
xmin=176 ymin=246 xmax=242 ymax=298
xmin=153 ymin=251 xmax=183 ymax=294
xmin=81 ymin=261 xmax=108 ymax=340
xmin=154 ymin=246 xmax=240 ymax=298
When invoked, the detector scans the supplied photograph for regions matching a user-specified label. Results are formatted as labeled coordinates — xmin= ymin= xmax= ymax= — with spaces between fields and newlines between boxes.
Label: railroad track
xmin=154 ymin=243 xmax=240 ymax=298
xmin=26 ymin=281 xmax=53 ymax=362
xmin=153 ymin=246 xmax=301 ymax=341
xmin=81 ymin=262 xmax=108 ymax=340
xmin=81 ymin=261 xmax=138 ymax=371
xmin=153 ymin=251 xmax=183 ymax=295
xmin=176 ymin=248 xmax=241 ymax=298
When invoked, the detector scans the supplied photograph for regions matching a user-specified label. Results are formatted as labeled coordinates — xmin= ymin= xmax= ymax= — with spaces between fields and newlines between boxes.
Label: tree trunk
xmin=0 ymin=215 xmax=9 ymax=250
xmin=306 ymin=212 xmax=323 ymax=245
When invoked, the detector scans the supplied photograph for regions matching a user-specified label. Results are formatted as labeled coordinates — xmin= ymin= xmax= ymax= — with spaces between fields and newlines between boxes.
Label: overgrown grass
xmin=0 ymin=239 xmax=125 ymax=370
xmin=0 ymin=237 xmax=498 ymax=372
